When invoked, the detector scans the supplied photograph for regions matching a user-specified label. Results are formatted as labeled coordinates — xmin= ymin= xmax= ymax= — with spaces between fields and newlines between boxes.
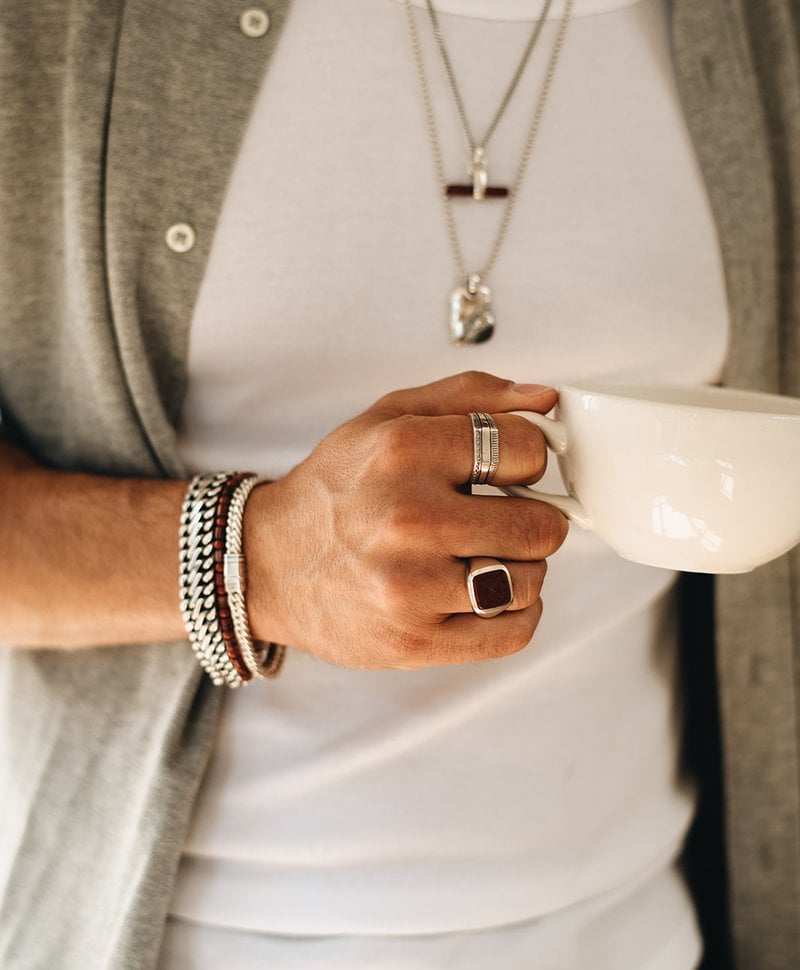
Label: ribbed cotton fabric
xmin=168 ymin=1 xmax=727 ymax=966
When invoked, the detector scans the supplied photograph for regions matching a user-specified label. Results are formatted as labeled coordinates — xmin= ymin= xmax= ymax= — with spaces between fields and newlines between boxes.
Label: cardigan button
xmin=239 ymin=8 xmax=270 ymax=38
xmin=165 ymin=223 xmax=196 ymax=254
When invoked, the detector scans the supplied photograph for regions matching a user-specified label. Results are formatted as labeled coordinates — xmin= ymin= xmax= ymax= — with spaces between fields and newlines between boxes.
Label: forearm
xmin=0 ymin=440 xmax=188 ymax=648
xmin=0 ymin=373 xmax=567 ymax=665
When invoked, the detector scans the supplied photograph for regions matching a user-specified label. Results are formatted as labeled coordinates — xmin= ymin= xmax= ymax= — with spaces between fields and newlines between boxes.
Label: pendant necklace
xmin=404 ymin=0 xmax=574 ymax=344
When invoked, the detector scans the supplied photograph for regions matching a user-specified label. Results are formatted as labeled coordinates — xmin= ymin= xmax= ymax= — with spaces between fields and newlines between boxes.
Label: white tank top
xmin=167 ymin=0 xmax=728 ymax=967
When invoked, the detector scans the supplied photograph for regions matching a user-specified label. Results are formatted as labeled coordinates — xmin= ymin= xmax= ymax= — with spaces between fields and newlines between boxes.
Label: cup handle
xmin=500 ymin=412 xmax=593 ymax=530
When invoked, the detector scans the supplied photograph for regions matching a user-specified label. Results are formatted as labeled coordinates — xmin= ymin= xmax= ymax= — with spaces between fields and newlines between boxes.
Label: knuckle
xmin=548 ymin=507 xmax=570 ymax=549
xmin=372 ymin=563 xmax=417 ymax=617
xmin=379 ymin=499 xmax=430 ymax=552
xmin=371 ymin=385 xmax=411 ymax=417
xmin=372 ymin=416 xmax=424 ymax=476
xmin=456 ymin=370 xmax=505 ymax=396
xmin=373 ymin=388 xmax=400 ymax=411
xmin=508 ymin=623 xmax=535 ymax=653
xmin=474 ymin=622 xmax=532 ymax=661
xmin=523 ymin=432 xmax=549 ymax=484
xmin=507 ymin=605 xmax=543 ymax=654
xmin=520 ymin=561 xmax=547 ymax=604
xmin=525 ymin=504 xmax=568 ymax=556
xmin=535 ymin=559 xmax=548 ymax=592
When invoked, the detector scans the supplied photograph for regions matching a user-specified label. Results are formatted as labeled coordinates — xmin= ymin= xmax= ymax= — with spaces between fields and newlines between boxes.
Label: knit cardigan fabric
xmin=0 ymin=1 xmax=798 ymax=967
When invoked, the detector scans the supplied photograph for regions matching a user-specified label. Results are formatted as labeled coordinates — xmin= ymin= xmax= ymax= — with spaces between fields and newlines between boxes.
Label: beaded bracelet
xmin=179 ymin=471 xmax=285 ymax=687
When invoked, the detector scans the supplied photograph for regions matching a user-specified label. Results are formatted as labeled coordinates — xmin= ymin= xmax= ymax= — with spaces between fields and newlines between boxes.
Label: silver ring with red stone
xmin=468 ymin=412 xmax=500 ymax=486
xmin=466 ymin=557 xmax=514 ymax=618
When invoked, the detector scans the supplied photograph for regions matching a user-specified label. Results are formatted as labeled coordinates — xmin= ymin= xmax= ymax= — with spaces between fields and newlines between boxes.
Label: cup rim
xmin=558 ymin=382 xmax=800 ymax=418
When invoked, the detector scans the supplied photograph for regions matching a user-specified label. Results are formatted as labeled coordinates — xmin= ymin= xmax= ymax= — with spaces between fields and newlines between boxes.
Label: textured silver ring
xmin=467 ymin=557 xmax=514 ymax=618
xmin=468 ymin=412 xmax=499 ymax=485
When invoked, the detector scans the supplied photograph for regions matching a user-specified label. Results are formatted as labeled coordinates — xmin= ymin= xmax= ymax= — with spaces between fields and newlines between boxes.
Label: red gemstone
xmin=472 ymin=567 xmax=512 ymax=612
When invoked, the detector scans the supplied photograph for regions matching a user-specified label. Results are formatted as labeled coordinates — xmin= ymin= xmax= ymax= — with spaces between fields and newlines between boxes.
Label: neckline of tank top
xmin=391 ymin=0 xmax=649 ymax=21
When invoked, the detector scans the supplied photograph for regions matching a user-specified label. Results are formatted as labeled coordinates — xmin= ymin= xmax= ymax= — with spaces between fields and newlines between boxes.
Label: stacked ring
xmin=468 ymin=412 xmax=500 ymax=486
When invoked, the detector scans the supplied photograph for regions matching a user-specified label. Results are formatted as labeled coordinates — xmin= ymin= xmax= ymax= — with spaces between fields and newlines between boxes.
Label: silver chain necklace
xmin=404 ymin=0 xmax=575 ymax=344
xmin=425 ymin=0 xmax=553 ymax=200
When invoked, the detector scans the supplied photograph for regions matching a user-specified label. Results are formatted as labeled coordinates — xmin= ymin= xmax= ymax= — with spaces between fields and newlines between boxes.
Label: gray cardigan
xmin=0 ymin=1 xmax=798 ymax=967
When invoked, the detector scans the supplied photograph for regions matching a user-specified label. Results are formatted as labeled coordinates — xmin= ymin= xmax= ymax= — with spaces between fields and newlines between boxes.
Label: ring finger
xmin=429 ymin=557 xmax=548 ymax=617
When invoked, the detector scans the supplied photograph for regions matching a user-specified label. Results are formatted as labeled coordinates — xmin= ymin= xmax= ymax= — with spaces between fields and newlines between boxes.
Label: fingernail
xmin=512 ymin=383 xmax=554 ymax=395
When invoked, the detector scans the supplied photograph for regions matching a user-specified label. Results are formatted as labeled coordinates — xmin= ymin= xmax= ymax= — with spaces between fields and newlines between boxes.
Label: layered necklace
xmin=404 ymin=0 xmax=575 ymax=344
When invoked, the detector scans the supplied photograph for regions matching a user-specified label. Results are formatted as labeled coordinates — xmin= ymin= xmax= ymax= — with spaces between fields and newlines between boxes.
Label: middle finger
xmin=444 ymin=492 xmax=569 ymax=562
xmin=384 ymin=413 xmax=550 ymax=488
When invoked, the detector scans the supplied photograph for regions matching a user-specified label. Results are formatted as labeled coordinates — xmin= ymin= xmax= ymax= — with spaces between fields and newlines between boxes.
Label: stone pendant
xmin=450 ymin=276 xmax=495 ymax=344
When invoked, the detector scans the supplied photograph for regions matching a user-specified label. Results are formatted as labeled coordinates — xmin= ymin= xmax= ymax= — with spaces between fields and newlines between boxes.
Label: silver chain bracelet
xmin=180 ymin=472 xmax=245 ymax=687
xmin=225 ymin=475 xmax=286 ymax=679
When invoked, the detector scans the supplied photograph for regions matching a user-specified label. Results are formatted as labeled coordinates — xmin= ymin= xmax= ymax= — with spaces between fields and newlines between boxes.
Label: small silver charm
xmin=470 ymin=147 xmax=488 ymax=200
xmin=450 ymin=275 xmax=495 ymax=344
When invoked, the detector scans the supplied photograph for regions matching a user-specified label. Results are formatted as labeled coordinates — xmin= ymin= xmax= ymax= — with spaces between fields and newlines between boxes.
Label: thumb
xmin=372 ymin=370 xmax=557 ymax=418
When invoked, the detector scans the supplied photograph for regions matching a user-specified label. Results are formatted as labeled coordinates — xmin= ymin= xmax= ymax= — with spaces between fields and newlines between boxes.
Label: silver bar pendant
xmin=471 ymin=147 xmax=487 ymax=200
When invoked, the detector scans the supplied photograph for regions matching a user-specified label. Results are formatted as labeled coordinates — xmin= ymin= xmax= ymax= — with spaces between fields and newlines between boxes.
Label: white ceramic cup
xmin=505 ymin=382 xmax=800 ymax=574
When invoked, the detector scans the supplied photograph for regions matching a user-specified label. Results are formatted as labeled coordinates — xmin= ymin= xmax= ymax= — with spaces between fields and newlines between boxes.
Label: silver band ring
xmin=468 ymin=412 xmax=499 ymax=486
xmin=467 ymin=557 xmax=514 ymax=618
